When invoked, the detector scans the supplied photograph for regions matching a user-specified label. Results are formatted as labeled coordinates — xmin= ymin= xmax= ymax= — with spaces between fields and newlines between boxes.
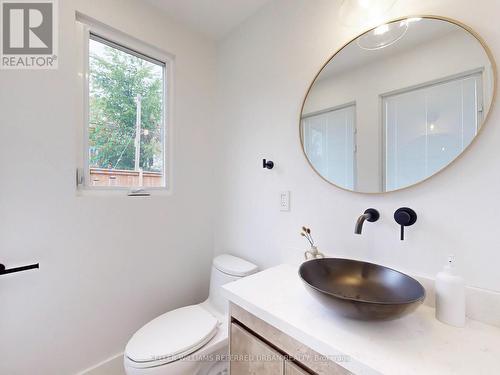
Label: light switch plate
xmin=280 ymin=191 xmax=290 ymax=211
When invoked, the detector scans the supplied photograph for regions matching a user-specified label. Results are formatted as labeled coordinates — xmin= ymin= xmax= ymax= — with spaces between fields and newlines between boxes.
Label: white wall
xmin=2 ymin=1 xmax=500 ymax=373
xmin=214 ymin=0 xmax=500 ymax=298
xmin=0 ymin=0 xmax=216 ymax=374
xmin=303 ymin=29 xmax=493 ymax=192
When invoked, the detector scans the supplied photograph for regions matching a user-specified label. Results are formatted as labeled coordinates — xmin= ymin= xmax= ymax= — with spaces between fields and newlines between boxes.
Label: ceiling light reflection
xmin=357 ymin=21 xmax=408 ymax=50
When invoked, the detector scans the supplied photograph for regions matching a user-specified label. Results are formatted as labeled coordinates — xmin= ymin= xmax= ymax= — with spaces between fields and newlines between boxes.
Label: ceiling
xmin=317 ymin=19 xmax=462 ymax=80
xmin=143 ymin=0 xmax=272 ymax=40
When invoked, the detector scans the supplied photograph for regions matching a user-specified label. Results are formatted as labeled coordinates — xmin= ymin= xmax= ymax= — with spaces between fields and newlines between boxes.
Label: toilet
xmin=124 ymin=254 xmax=258 ymax=375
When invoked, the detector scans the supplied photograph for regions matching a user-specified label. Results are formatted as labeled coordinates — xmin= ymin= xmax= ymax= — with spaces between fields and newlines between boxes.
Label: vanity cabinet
xmin=285 ymin=360 xmax=309 ymax=375
xmin=229 ymin=303 xmax=351 ymax=375
xmin=230 ymin=322 xmax=284 ymax=374
xmin=230 ymin=322 xmax=310 ymax=375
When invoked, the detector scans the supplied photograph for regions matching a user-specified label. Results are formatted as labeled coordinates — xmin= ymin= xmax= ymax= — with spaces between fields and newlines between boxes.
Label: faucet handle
xmin=364 ymin=208 xmax=380 ymax=222
xmin=394 ymin=207 xmax=417 ymax=240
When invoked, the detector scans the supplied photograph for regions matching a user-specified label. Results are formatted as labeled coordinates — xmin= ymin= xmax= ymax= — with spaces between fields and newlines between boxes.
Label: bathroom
xmin=0 ymin=0 xmax=499 ymax=374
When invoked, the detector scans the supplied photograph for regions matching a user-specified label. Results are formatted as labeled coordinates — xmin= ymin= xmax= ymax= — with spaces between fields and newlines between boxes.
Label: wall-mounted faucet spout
xmin=355 ymin=208 xmax=380 ymax=234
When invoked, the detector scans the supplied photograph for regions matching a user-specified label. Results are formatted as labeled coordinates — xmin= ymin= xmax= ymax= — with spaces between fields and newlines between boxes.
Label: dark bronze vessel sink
xmin=299 ymin=258 xmax=425 ymax=321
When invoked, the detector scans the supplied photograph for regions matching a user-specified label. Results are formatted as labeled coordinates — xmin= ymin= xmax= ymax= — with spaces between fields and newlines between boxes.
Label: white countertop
xmin=222 ymin=264 xmax=500 ymax=375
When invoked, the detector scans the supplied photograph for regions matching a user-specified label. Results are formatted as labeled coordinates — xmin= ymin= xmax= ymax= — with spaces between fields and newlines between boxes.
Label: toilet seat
xmin=125 ymin=305 xmax=219 ymax=369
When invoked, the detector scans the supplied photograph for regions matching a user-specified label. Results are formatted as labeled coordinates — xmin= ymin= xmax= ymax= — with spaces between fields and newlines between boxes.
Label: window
xmin=78 ymin=19 xmax=170 ymax=191
xmin=301 ymin=103 xmax=356 ymax=190
xmin=383 ymin=72 xmax=483 ymax=191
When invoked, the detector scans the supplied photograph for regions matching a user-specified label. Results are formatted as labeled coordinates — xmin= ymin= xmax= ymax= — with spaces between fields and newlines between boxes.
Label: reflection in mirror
xmin=301 ymin=17 xmax=495 ymax=193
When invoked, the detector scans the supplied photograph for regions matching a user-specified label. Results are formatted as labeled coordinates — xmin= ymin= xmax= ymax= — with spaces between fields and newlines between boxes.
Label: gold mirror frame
xmin=299 ymin=15 xmax=497 ymax=194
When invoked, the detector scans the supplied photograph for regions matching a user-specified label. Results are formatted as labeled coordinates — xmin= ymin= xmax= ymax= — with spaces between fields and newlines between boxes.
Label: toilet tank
xmin=209 ymin=254 xmax=258 ymax=314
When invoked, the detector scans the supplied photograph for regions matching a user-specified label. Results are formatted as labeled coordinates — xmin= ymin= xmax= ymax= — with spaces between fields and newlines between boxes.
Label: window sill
xmin=76 ymin=186 xmax=172 ymax=198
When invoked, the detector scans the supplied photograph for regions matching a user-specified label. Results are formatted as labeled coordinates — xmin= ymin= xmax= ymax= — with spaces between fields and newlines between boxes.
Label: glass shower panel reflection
xmin=302 ymin=105 xmax=356 ymax=190
xmin=384 ymin=73 xmax=482 ymax=191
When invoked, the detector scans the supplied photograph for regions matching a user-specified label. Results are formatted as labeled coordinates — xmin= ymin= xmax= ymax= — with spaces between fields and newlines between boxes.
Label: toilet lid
xmin=213 ymin=254 xmax=258 ymax=277
xmin=125 ymin=305 xmax=219 ymax=366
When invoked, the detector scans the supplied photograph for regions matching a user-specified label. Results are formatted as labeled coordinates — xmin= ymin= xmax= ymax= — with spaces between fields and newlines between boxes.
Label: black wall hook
xmin=394 ymin=208 xmax=417 ymax=240
xmin=0 ymin=263 xmax=39 ymax=276
xmin=263 ymin=159 xmax=274 ymax=169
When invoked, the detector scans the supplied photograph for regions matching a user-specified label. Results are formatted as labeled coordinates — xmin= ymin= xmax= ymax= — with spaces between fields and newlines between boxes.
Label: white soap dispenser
xmin=435 ymin=255 xmax=466 ymax=327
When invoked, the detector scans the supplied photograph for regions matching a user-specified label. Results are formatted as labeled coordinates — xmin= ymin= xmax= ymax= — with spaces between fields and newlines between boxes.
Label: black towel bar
xmin=0 ymin=263 xmax=39 ymax=276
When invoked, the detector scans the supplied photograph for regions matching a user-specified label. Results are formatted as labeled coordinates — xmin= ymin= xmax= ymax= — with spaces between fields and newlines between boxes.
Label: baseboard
xmin=77 ymin=352 xmax=125 ymax=375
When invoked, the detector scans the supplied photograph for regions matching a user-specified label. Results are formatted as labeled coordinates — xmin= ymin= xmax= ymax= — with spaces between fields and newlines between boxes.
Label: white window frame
xmin=301 ymin=102 xmax=358 ymax=191
xmin=76 ymin=13 xmax=174 ymax=194
xmin=380 ymin=68 xmax=484 ymax=192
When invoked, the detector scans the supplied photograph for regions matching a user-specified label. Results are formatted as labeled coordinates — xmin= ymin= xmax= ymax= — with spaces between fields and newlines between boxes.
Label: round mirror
xmin=300 ymin=17 xmax=496 ymax=193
